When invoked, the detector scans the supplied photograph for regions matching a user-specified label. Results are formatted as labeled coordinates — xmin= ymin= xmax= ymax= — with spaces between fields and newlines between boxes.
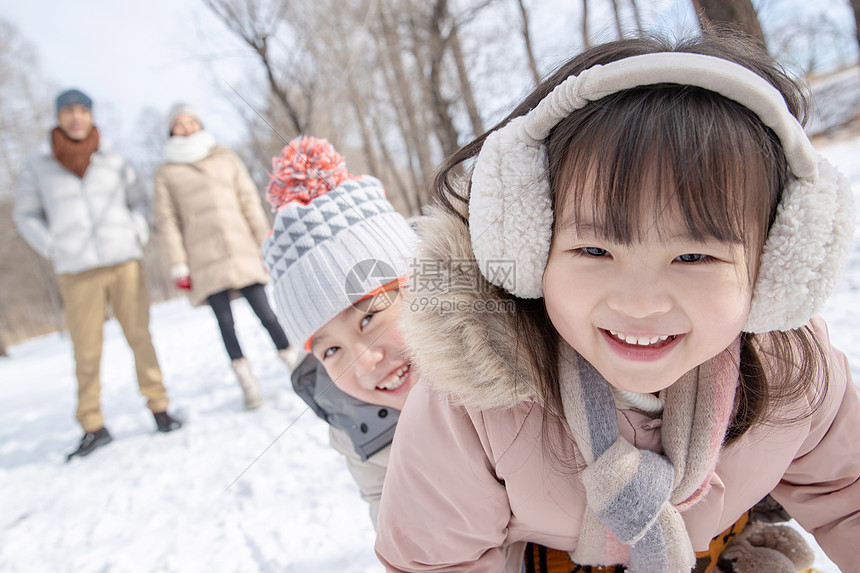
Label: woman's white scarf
xmin=560 ymin=339 xmax=740 ymax=572
xmin=164 ymin=130 xmax=217 ymax=164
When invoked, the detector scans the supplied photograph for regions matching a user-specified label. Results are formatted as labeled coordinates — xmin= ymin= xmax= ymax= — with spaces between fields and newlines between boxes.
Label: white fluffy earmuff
xmin=469 ymin=52 xmax=855 ymax=333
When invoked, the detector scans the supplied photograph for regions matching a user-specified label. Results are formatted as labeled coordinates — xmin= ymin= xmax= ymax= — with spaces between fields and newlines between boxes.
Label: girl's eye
xmin=323 ymin=346 xmax=339 ymax=359
xmin=581 ymin=247 xmax=609 ymax=257
xmin=676 ymin=253 xmax=709 ymax=263
xmin=360 ymin=314 xmax=374 ymax=329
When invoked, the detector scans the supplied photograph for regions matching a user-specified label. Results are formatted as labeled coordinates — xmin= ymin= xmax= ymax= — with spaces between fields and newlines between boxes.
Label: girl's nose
xmin=605 ymin=266 xmax=673 ymax=318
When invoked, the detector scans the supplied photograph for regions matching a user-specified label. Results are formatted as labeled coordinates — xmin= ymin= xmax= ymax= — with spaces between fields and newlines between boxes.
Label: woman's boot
xmin=231 ymin=357 xmax=262 ymax=409
xmin=278 ymin=345 xmax=300 ymax=371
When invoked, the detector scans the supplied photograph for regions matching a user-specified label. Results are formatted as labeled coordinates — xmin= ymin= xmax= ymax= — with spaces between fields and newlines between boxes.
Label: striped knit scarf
xmin=559 ymin=339 xmax=740 ymax=573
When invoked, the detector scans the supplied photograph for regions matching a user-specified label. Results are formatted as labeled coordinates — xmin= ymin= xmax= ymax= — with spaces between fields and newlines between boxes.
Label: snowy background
xmin=1 ymin=137 xmax=858 ymax=572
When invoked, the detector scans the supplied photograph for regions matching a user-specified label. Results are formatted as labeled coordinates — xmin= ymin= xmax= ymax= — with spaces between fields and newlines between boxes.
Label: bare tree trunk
xmin=378 ymin=6 xmax=434 ymax=203
xmin=691 ymin=0 xmax=766 ymax=47
xmin=256 ymin=38 xmax=311 ymax=134
xmin=582 ymin=0 xmax=591 ymax=48
xmin=344 ymin=73 xmax=381 ymax=178
xmin=609 ymin=0 xmax=625 ymax=39
xmin=851 ymin=0 xmax=860 ymax=64
xmin=377 ymin=53 xmax=423 ymax=202
xmin=0 ymin=285 xmax=10 ymax=356
xmin=353 ymin=106 xmax=381 ymax=179
xmin=427 ymin=0 xmax=461 ymax=157
xmin=516 ymin=0 xmax=541 ymax=85
xmin=372 ymin=120 xmax=418 ymax=216
xmin=629 ymin=0 xmax=644 ymax=37
xmin=449 ymin=21 xmax=485 ymax=136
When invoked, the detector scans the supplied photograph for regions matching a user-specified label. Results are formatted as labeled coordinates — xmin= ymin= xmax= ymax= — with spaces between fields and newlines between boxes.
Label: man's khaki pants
xmin=57 ymin=260 xmax=169 ymax=432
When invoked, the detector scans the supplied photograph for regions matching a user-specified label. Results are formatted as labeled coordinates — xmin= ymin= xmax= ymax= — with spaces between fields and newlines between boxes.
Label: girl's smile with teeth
xmin=606 ymin=329 xmax=676 ymax=347
xmin=600 ymin=328 xmax=684 ymax=364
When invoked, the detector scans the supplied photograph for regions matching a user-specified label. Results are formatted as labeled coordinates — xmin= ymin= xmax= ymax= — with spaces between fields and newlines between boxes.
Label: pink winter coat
xmin=374 ymin=208 xmax=860 ymax=572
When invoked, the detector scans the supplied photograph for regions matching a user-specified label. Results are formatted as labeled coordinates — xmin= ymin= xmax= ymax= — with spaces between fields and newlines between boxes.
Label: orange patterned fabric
xmin=524 ymin=544 xmax=624 ymax=573
xmin=691 ymin=511 xmax=749 ymax=573
xmin=524 ymin=510 xmax=752 ymax=573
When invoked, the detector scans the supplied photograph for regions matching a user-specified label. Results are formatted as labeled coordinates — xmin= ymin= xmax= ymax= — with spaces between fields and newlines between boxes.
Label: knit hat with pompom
xmin=262 ymin=136 xmax=416 ymax=349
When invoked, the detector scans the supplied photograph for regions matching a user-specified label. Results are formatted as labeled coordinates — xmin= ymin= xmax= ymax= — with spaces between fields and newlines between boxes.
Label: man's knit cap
xmin=56 ymin=89 xmax=92 ymax=115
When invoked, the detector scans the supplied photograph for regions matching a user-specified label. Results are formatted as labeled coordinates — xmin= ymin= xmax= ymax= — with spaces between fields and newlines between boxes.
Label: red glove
xmin=174 ymin=276 xmax=192 ymax=290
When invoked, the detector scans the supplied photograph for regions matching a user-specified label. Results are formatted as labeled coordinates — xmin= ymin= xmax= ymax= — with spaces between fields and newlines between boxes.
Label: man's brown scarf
xmin=51 ymin=126 xmax=99 ymax=178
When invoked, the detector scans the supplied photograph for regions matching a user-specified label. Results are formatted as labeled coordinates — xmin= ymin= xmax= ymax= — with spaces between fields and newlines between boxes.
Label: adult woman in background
xmin=154 ymin=104 xmax=297 ymax=409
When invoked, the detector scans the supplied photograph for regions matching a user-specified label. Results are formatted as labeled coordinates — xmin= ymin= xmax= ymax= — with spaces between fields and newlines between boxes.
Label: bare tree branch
xmin=629 ymin=0 xmax=643 ymax=37
xmin=201 ymin=0 xmax=315 ymax=133
xmin=582 ymin=0 xmax=591 ymax=48
xmin=448 ymin=17 xmax=485 ymax=136
xmin=516 ymin=0 xmax=541 ymax=85
xmin=691 ymin=0 xmax=767 ymax=47
xmin=609 ymin=0 xmax=625 ymax=39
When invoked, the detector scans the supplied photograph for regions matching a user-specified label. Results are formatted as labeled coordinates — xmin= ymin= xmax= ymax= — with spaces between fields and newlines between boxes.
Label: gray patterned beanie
xmin=262 ymin=137 xmax=416 ymax=349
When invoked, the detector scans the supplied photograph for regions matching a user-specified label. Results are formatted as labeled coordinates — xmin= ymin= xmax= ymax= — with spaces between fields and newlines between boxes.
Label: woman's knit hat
xmin=167 ymin=103 xmax=201 ymax=134
xmin=262 ymin=136 xmax=416 ymax=349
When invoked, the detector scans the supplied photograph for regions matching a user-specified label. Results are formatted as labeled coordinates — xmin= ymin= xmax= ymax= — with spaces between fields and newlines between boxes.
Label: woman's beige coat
xmin=154 ymin=146 xmax=270 ymax=306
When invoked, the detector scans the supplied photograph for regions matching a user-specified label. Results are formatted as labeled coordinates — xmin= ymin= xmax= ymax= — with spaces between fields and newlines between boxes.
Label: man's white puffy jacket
xmin=14 ymin=140 xmax=150 ymax=275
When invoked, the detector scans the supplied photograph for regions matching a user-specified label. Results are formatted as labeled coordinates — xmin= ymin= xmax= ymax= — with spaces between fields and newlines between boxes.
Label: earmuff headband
xmin=521 ymin=53 xmax=817 ymax=178
xmin=469 ymin=52 xmax=854 ymax=332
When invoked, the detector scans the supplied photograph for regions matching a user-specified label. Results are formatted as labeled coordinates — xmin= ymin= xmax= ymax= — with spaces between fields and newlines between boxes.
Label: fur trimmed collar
xmin=401 ymin=205 xmax=541 ymax=410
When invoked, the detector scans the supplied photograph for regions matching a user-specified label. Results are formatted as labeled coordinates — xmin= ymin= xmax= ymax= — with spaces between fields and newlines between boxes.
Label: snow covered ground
xmin=0 ymin=297 xmax=381 ymax=572
xmin=1 ymin=138 xmax=858 ymax=572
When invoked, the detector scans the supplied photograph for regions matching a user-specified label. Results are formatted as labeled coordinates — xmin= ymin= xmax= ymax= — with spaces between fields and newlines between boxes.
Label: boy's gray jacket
xmin=13 ymin=141 xmax=150 ymax=275
xmin=291 ymin=353 xmax=399 ymax=461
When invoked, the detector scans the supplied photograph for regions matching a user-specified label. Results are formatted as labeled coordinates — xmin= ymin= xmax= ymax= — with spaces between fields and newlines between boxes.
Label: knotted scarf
xmin=51 ymin=126 xmax=99 ymax=178
xmin=559 ymin=339 xmax=740 ymax=572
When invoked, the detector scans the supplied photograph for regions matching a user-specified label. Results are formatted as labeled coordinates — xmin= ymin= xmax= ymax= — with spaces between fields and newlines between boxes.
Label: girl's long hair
xmin=431 ymin=31 xmax=828 ymax=444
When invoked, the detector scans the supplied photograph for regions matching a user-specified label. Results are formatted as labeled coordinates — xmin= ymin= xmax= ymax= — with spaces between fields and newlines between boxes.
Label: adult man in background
xmin=13 ymin=88 xmax=182 ymax=460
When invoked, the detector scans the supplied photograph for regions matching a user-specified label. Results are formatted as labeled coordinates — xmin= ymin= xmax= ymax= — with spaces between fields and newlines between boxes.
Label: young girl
xmin=262 ymin=136 xmax=418 ymax=528
xmin=375 ymin=34 xmax=859 ymax=572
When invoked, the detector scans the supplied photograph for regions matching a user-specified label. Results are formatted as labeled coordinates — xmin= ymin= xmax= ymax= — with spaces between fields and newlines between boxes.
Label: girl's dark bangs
xmin=550 ymin=86 xmax=781 ymax=251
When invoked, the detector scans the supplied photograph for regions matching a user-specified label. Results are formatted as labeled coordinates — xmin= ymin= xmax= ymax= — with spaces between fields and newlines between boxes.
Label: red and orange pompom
xmin=265 ymin=136 xmax=352 ymax=209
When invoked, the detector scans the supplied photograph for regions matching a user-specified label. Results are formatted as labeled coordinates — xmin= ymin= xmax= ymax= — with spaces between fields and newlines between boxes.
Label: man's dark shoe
xmin=153 ymin=411 xmax=182 ymax=433
xmin=66 ymin=427 xmax=112 ymax=461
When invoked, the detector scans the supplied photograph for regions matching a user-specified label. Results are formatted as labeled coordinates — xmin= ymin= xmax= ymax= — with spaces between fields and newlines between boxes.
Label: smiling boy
xmin=262 ymin=137 xmax=417 ymax=526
